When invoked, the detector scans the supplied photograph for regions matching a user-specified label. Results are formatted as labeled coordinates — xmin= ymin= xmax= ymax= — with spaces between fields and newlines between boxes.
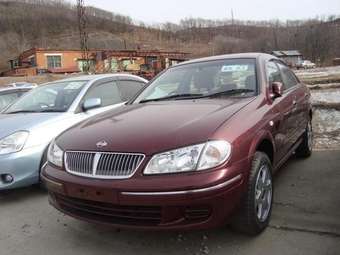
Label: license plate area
xmin=66 ymin=184 xmax=118 ymax=203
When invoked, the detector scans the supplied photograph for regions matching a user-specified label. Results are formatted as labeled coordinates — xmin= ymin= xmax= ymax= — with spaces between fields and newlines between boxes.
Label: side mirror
xmin=82 ymin=98 xmax=102 ymax=111
xmin=271 ymin=82 xmax=284 ymax=99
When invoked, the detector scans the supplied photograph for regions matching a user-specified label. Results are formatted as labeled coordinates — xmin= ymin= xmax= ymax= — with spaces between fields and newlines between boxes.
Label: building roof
xmin=175 ymin=52 xmax=275 ymax=67
xmin=272 ymin=50 xmax=302 ymax=57
xmin=18 ymin=48 xmax=190 ymax=57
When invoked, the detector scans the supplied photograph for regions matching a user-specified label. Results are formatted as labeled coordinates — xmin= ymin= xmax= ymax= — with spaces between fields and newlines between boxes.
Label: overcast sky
xmin=78 ymin=0 xmax=340 ymax=24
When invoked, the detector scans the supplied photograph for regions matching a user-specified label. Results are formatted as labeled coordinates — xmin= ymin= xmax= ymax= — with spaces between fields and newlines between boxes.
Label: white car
xmin=298 ymin=60 xmax=316 ymax=69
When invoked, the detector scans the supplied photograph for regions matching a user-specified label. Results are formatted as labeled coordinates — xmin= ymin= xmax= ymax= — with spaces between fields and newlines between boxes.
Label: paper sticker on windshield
xmin=221 ymin=65 xmax=249 ymax=72
xmin=64 ymin=82 xmax=84 ymax=90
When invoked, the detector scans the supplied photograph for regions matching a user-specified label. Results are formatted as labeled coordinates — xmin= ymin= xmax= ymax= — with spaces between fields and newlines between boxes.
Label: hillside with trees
xmin=0 ymin=0 xmax=339 ymax=71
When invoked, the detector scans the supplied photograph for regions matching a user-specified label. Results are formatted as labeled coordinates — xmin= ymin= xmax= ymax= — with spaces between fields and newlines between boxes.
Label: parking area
xmin=0 ymin=150 xmax=339 ymax=255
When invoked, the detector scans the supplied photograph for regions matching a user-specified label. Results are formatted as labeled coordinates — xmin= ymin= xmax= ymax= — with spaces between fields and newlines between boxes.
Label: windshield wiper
xmin=139 ymin=89 xmax=255 ymax=104
xmin=6 ymin=110 xmax=40 ymax=114
xmin=38 ymin=109 xmax=65 ymax=113
xmin=203 ymin=89 xmax=255 ymax=98
xmin=139 ymin=93 xmax=204 ymax=103
xmin=6 ymin=109 xmax=65 ymax=114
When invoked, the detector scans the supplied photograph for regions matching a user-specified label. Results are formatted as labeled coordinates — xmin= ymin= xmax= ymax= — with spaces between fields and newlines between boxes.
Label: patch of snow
xmin=311 ymin=89 xmax=340 ymax=104
xmin=313 ymin=108 xmax=340 ymax=150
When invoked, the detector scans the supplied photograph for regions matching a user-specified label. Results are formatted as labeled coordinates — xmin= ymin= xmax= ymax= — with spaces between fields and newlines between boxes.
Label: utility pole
xmin=231 ymin=9 xmax=235 ymax=37
xmin=231 ymin=9 xmax=234 ymax=26
xmin=77 ymin=0 xmax=90 ymax=73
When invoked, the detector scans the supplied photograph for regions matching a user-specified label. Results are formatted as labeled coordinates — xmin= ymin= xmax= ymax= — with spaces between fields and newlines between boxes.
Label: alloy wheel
xmin=254 ymin=164 xmax=272 ymax=222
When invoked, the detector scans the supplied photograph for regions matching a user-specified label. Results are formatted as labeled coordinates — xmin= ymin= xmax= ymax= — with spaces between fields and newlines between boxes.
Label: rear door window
xmin=84 ymin=81 xmax=123 ymax=107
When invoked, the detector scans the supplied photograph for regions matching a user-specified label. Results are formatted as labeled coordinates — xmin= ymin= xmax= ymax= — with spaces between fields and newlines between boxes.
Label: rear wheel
xmin=296 ymin=120 xmax=313 ymax=158
xmin=231 ymin=152 xmax=273 ymax=235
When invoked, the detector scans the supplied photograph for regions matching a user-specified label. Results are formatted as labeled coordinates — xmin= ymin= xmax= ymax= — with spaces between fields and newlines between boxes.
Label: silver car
xmin=0 ymin=74 xmax=147 ymax=190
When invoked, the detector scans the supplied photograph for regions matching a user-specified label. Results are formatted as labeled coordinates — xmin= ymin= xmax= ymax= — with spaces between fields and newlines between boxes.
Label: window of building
xmin=77 ymin=59 xmax=95 ymax=72
xmin=9 ymin=59 xmax=20 ymax=69
xmin=47 ymin=55 xmax=62 ymax=69
xmin=29 ymin=56 xmax=36 ymax=67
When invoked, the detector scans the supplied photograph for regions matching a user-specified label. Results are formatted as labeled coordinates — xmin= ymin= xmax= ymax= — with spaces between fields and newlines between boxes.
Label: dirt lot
xmin=0 ymin=151 xmax=339 ymax=255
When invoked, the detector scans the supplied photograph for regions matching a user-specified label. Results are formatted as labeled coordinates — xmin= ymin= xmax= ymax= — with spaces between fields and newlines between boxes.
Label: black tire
xmin=231 ymin=152 xmax=273 ymax=235
xmin=296 ymin=120 xmax=313 ymax=158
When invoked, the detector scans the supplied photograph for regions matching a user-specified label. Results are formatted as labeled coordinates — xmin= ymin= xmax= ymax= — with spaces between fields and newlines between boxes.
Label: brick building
xmin=3 ymin=48 xmax=190 ymax=79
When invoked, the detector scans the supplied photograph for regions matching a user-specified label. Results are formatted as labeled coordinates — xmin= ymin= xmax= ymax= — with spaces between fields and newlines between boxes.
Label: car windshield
xmin=133 ymin=59 xmax=257 ymax=103
xmin=0 ymin=92 xmax=19 ymax=111
xmin=4 ymin=80 xmax=87 ymax=114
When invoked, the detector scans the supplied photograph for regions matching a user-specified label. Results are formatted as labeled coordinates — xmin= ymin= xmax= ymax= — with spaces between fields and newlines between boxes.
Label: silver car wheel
xmin=255 ymin=164 xmax=272 ymax=222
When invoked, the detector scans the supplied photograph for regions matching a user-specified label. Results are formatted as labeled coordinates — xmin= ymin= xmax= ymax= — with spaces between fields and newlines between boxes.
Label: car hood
xmin=57 ymin=98 xmax=254 ymax=155
xmin=0 ymin=113 xmax=64 ymax=138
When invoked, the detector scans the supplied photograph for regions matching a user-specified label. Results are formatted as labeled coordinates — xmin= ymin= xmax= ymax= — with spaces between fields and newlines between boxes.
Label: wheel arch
xmin=248 ymin=130 xmax=275 ymax=166
xmin=39 ymin=143 xmax=51 ymax=172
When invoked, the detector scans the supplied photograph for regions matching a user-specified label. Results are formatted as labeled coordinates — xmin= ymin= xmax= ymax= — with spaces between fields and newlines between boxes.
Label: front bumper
xmin=42 ymin=160 xmax=248 ymax=230
xmin=0 ymin=145 xmax=44 ymax=190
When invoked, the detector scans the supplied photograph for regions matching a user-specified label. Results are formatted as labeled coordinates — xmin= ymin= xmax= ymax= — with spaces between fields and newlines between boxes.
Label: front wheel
xmin=296 ymin=120 xmax=313 ymax=158
xmin=231 ymin=152 xmax=273 ymax=235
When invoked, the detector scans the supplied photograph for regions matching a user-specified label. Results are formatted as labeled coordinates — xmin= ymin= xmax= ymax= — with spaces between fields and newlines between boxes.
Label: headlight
xmin=48 ymin=140 xmax=64 ymax=167
xmin=197 ymin=141 xmax=232 ymax=170
xmin=144 ymin=140 xmax=231 ymax=175
xmin=0 ymin=131 xmax=29 ymax=155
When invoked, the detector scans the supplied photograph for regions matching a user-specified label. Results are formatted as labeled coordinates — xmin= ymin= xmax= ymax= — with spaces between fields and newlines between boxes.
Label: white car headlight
xmin=0 ymin=131 xmax=29 ymax=155
xmin=48 ymin=140 xmax=64 ymax=167
xmin=144 ymin=140 xmax=231 ymax=175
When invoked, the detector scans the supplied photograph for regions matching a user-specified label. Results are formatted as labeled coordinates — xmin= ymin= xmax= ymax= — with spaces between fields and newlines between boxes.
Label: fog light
xmin=1 ymin=174 xmax=14 ymax=184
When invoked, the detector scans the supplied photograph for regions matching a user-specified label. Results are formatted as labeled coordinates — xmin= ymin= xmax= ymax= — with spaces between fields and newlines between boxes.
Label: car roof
xmin=54 ymin=73 xmax=147 ymax=84
xmin=174 ymin=52 xmax=277 ymax=67
xmin=0 ymin=86 xmax=31 ymax=93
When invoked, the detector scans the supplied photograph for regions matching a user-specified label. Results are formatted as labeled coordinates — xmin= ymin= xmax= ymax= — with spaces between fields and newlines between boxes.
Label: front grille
xmin=53 ymin=193 xmax=162 ymax=226
xmin=65 ymin=151 xmax=145 ymax=179
xmin=65 ymin=152 xmax=95 ymax=176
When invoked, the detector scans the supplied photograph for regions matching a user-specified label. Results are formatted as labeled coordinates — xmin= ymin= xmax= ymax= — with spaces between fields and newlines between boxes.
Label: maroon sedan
xmin=42 ymin=53 xmax=313 ymax=235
